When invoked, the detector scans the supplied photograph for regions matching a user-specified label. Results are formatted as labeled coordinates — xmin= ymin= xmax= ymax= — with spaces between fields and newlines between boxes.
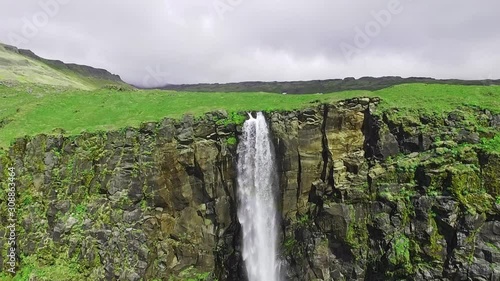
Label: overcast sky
xmin=1 ymin=0 xmax=499 ymax=87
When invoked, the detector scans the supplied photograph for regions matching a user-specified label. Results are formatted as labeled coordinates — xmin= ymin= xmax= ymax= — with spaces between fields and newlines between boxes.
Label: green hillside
xmin=1 ymin=83 xmax=499 ymax=153
xmin=0 ymin=43 xmax=129 ymax=90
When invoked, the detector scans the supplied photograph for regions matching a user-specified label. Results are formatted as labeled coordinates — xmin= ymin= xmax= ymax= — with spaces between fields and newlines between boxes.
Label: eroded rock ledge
xmin=1 ymin=97 xmax=499 ymax=281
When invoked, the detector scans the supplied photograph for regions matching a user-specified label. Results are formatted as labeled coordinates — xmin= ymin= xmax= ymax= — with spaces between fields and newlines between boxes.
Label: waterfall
xmin=237 ymin=112 xmax=281 ymax=281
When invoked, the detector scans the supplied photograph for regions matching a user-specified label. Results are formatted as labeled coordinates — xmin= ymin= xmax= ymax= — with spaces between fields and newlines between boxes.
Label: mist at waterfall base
xmin=237 ymin=112 xmax=282 ymax=281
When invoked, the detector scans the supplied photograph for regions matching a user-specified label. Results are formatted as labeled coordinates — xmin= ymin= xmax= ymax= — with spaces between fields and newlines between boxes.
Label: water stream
xmin=237 ymin=112 xmax=281 ymax=281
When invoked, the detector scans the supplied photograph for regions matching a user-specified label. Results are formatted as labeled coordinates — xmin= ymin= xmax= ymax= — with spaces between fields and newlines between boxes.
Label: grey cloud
xmin=1 ymin=0 xmax=499 ymax=86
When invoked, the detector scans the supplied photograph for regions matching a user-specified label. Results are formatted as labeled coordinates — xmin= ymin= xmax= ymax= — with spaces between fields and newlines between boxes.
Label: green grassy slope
xmin=1 ymin=83 xmax=499 ymax=152
xmin=0 ymin=43 xmax=129 ymax=90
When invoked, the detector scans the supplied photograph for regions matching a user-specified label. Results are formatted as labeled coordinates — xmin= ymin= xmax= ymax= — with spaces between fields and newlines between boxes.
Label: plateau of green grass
xmin=373 ymin=83 xmax=500 ymax=113
xmin=0 ymin=83 xmax=499 ymax=152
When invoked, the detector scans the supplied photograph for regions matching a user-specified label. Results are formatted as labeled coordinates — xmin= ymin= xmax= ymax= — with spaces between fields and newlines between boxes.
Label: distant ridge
xmin=2 ymin=41 xmax=498 ymax=93
xmin=0 ymin=42 xmax=130 ymax=90
xmin=16 ymin=48 xmax=123 ymax=83
xmin=152 ymin=76 xmax=500 ymax=94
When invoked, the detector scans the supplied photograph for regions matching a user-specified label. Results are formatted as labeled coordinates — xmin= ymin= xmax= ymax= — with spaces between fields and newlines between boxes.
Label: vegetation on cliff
xmin=0 ymin=93 xmax=499 ymax=280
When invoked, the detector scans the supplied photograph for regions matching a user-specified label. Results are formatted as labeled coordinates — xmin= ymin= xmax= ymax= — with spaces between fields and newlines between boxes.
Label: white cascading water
xmin=237 ymin=112 xmax=282 ymax=281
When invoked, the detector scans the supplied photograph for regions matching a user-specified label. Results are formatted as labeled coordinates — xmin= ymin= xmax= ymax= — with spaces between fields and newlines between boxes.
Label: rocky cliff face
xmin=271 ymin=99 xmax=500 ymax=280
xmin=1 ymin=98 xmax=499 ymax=281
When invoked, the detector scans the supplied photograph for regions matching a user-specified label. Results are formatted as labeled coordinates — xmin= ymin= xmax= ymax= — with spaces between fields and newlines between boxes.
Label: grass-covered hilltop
xmin=0 ymin=43 xmax=129 ymax=90
xmin=1 ymin=44 xmax=500 ymax=281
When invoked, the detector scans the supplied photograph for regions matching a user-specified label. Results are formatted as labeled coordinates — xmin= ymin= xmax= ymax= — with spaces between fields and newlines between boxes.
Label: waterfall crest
xmin=237 ymin=112 xmax=281 ymax=281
